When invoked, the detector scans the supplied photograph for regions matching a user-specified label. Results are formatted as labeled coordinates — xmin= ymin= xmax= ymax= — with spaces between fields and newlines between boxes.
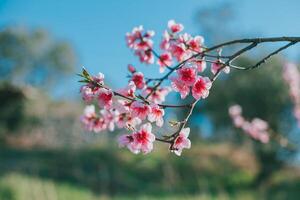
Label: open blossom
xmin=157 ymin=52 xmax=173 ymax=73
xmin=80 ymin=86 xmax=94 ymax=103
xmin=148 ymin=104 xmax=164 ymax=127
xmin=168 ymin=20 xmax=184 ymax=33
xmin=131 ymin=72 xmax=146 ymax=89
xmin=116 ymin=113 xmax=141 ymax=129
xmin=118 ymin=123 xmax=155 ymax=154
xmin=170 ymin=76 xmax=190 ymax=99
xmin=177 ymin=66 xmax=197 ymax=86
xmin=160 ymin=31 xmax=170 ymax=50
xmin=191 ymin=59 xmax=206 ymax=72
xmin=142 ymin=87 xmax=171 ymax=104
xmin=172 ymin=128 xmax=191 ymax=156
xmin=229 ymin=104 xmax=270 ymax=143
xmin=187 ymin=36 xmax=204 ymax=52
xmin=117 ymin=81 xmax=136 ymax=98
xmin=135 ymin=49 xmax=154 ymax=64
xmin=80 ymin=105 xmax=107 ymax=133
xmin=130 ymin=101 xmax=151 ymax=120
xmin=97 ymin=88 xmax=113 ymax=109
xmin=211 ymin=60 xmax=230 ymax=75
xmin=170 ymin=43 xmax=186 ymax=62
xmin=100 ymin=109 xmax=118 ymax=132
xmin=192 ymin=76 xmax=212 ymax=100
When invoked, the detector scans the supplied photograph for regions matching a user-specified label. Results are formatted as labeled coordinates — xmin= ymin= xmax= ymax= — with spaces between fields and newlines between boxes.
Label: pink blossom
xmin=80 ymin=105 xmax=107 ymax=133
xmin=92 ymin=72 xmax=105 ymax=85
xmin=135 ymin=49 xmax=154 ymax=64
xmin=80 ymin=85 xmax=94 ymax=103
xmin=160 ymin=31 xmax=170 ymax=50
xmin=130 ymin=101 xmax=151 ymax=120
xmin=100 ymin=109 xmax=118 ymax=132
xmin=118 ymin=123 xmax=155 ymax=154
xmin=170 ymin=44 xmax=186 ymax=62
xmin=211 ymin=60 xmax=230 ymax=75
xmin=228 ymin=104 xmax=270 ymax=143
xmin=131 ymin=72 xmax=146 ymax=89
xmin=148 ymin=104 xmax=164 ymax=127
xmin=116 ymin=113 xmax=141 ymax=129
xmin=117 ymin=81 xmax=136 ymax=98
xmin=142 ymin=87 xmax=171 ymax=104
xmin=177 ymin=66 xmax=197 ymax=86
xmin=172 ymin=128 xmax=191 ymax=156
xmin=187 ymin=36 xmax=204 ymax=52
xmin=93 ymin=118 xmax=107 ymax=133
xmin=127 ymin=64 xmax=136 ymax=73
xmin=191 ymin=59 xmax=206 ymax=72
xmin=168 ymin=20 xmax=184 ymax=33
xmin=157 ymin=52 xmax=173 ymax=73
xmin=192 ymin=76 xmax=212 ymax=100
xmin=97 ymin=88 xmax=113 ymax=109
xmin=170 ymin=76 xmax=190 ymax=99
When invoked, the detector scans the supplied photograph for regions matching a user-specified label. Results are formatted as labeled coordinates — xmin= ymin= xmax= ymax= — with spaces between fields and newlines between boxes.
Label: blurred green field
xmin=0 ymin=144 xmax=300 ymax=200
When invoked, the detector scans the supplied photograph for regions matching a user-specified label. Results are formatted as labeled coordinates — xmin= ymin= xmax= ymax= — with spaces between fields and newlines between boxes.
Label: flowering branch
xmin=78 ymin=20 xmax=300 ymax=156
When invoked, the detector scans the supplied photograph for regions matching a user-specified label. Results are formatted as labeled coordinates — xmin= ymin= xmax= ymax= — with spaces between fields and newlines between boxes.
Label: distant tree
xmin=0 ymin=27 xmax=77 ymax=87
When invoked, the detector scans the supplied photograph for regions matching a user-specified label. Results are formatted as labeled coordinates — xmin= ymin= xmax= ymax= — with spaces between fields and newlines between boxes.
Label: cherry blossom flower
xmin=97 ymin=88 xmax=113 ymax=109
xmin=142 ymin=87 xmax=171 ymax=104
xmin=80 ymin=86 xmax=94 ymax=103
xmin=172 ymin=128 xmax=191 ymax=156
xmin=187 ymin=36 xmax=204 ymax=52
xmin=170 ymin=76 xmax=190 ymax=99
xmin=131 ymin=72 xmax=146 ymax=89
xmin=118 ymin=123 xmax=155 ymax=154
xmin=148 ymin=104 xmax=164 ymax=127
xmin=192 ymin=76 xmax=212 ymax=100
xmin=191 ymin=59 xmax=206 ymax=72
xmin=80 ymin=105 xmax=107 ymax=133
xmin=177 ymin=66 xmax=197 ymax=86
xmin=228 ymin=104 xmax=270 ymax=143
xmin=130 ymin=101 xmax=151 ymax=120
xmin=100 ymin=109 xmax=118 ymax=132
xmin=160 ymin=31 xmax=170 ymax=50
xmin=170 ymin=43 xmax=186 ymax=62
xmin=117 ymin=81 xmax=136 ymax=98
xmin=157 ymin=52 xmax=173 ymax=73
xmin=211 ymin=60 xmax=230 ymax=75
xmin=116 ymin=113 xmax=141 ymax=129
xmin=135 ymin=49 xmax=154 ymax=64
xmin=168 ymin=20 xmax=184 ymax=33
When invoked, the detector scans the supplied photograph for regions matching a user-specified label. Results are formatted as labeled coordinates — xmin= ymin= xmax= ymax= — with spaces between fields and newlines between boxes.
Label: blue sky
xmin=1 ymin=0 xmax=300 ymax=98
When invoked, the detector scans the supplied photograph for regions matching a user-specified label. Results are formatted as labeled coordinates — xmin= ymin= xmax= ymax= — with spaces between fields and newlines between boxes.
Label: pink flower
xmin=168 ymin=20 xmax=184 ymax=33
xmin=118 ymin=123 xmax=156 ymax=154
xmin=131 ymin=72 xmax=146 ymax=89
xmin=80 ymin=105 xmax=107 ymax=133
xmin=191 ymin=59 xmax=206 ymax=72
xmin=80 ymin=86 xmax=94 ymax=103
xmin=142 ymin=87 xmax=171 ymax=104
xmin=172 ymin=128 xmax=191 ymax=156
xmin=92 ymin=72 xmax=105 ymax=85
xmin=148 ymin=105 xmax=164 ymax=127
xmin=211 ymin=60 xmax=230 ymax=75
xmin=228 ymin=105 xmax=242 ymax=117
xmin=170 ymin=76 xmax=190 ymax=99
xmin=192 ymin=76 xmax=212 ymax=100
xmin=126 ymin=26 xmax=143 ymax=49
xmin=135 ymin=49 xmax=154 ymax=64
xmin=127 ymin=64 xmax=136 ymax=73
xmin=170 ymin=44 xmax=186 ymax=62
xmin=100 ymin=109 xmax=118 ymax=132
xmin=160 ymin=31 xmax=170 ymax=50
xmin=130 ymin=101 xmax=151 ymax=120
xmin=97 ymin=88 xmax=113 ymax=109
xmin=187 ymin=36 xmax=204 ymax=52
xmin=157 ymin=52 xmax=173 ymax=73
xmin=177 ymin=66 xmax=197 ymax=86
xmin=117 ymin=81 xmax=136 ymax=98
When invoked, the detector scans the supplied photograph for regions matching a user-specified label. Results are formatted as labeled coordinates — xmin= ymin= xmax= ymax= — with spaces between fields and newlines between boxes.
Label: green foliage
xmin=0 ymin=27 xmax=77 ymax=86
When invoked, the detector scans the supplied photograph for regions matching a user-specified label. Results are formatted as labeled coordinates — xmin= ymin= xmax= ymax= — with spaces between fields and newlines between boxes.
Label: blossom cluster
xmin=282 ymin=62 xmax=300 ymax=126
xmin=79 ymin=20 xmax=231 ymax=156
xmin=229 ymin=105 xmax=270 ymax=143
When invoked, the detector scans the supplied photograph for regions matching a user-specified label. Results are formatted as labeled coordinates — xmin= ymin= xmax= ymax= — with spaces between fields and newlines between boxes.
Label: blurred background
xmin=1 ymin=0 xmax=300 ymax=199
